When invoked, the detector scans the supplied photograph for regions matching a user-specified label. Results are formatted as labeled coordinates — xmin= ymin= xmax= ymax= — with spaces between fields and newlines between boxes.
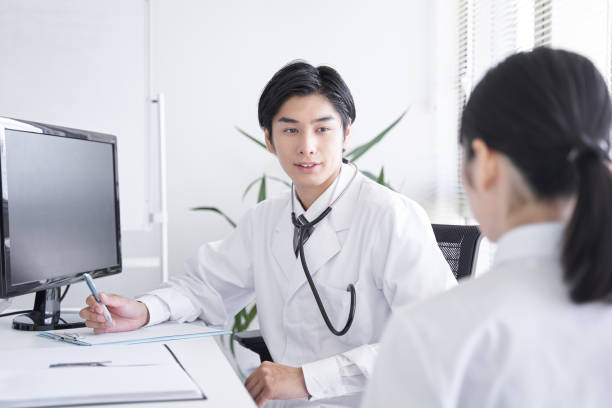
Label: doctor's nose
xmin=297 ymin=132 xmax=317 ymax=156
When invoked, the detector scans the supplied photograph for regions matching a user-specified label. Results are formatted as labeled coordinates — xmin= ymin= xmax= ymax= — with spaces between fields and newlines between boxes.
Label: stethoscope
xmin=291 ymin=161 xmax=358 ymax=336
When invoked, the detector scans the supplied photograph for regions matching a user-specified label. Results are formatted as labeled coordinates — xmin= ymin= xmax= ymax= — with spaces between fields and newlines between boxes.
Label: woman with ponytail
xmin=363 ymin=48 xmax=612 ymax=407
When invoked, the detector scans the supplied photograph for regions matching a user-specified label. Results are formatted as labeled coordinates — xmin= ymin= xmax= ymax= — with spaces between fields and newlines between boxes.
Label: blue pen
xmin=83 ymin=273 xmax=114 ymax=326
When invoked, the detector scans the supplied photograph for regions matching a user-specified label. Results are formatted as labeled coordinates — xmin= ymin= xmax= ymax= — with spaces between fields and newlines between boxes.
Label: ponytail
xmin=563 ymin=154 xmax=612 ymax=302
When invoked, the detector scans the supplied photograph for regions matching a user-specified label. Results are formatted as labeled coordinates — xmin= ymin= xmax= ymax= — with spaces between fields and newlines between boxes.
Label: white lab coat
xmin=363 ymin=222 xmax=612 ymax=408
xmin=140 ymin=163 xmax=456 ymax=407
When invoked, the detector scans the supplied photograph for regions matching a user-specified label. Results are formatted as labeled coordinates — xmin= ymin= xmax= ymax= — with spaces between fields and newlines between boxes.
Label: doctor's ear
xmin=342 ymin=124 xmax=352 ymax=149
xmin=264 ymin=129 xmax=276 ymax=154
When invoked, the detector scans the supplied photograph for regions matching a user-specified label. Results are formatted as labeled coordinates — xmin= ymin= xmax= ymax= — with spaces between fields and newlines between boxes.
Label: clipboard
xmin=38 ymin=321 xmax=231 ymax=346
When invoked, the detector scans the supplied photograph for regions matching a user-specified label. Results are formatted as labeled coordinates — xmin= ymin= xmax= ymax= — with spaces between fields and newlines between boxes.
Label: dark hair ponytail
xmin=563 ymin=152 xmax=612 ymax=301
xmin=460 ymin=47 xmax=612 ymax=303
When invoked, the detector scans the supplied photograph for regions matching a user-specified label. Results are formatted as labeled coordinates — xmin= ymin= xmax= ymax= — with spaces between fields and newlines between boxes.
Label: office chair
xmin=235 ymin=224 xmax=482 ymax=362
xmin=431 ymin=224 xmax=482 ymax=280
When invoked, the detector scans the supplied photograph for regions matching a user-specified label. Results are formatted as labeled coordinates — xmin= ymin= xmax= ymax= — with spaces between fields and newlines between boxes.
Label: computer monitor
xmin=0 ymin=117 xmax=122 ymax=331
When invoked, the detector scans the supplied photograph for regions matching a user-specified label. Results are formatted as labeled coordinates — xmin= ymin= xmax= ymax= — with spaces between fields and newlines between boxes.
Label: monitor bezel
xmin=0 ymin=117 xmax=122 ymax=298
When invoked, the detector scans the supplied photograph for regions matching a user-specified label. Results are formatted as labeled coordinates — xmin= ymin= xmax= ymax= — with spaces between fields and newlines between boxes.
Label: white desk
xmin=0 ymin=314 xmax=256 ymax=408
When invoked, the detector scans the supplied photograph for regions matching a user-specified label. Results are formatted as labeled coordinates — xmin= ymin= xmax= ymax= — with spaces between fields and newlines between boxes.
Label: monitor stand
xmin=12 ymin=287 xmax=86 ymax=331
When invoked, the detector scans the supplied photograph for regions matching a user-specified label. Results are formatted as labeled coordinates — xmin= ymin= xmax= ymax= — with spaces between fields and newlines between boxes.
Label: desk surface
xmin=0 ymin=314 xmax=255 ymax=408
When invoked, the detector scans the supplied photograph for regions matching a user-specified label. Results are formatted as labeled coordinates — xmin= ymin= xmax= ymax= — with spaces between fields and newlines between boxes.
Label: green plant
xmin=192 ymin=109 xmax=407 ymax=354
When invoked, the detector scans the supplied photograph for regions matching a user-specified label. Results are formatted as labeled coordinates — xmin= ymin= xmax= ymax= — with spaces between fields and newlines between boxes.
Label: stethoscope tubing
xmin=296 ymin=217 xmax=356 ymax=336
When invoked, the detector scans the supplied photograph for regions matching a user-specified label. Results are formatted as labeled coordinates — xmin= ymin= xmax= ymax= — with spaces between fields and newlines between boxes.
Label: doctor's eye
xmin=284 ymin=128 xmax=299 ymax=134
xmin=317 ymin=127 xmax=331 ymax=133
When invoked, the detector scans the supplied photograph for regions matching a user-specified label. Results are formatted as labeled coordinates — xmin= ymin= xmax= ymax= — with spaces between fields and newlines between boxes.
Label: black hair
xmin=258 ymin=61 xmax=356 ymax=142
xmin=460 ymin=47 xmax=612 ymax=303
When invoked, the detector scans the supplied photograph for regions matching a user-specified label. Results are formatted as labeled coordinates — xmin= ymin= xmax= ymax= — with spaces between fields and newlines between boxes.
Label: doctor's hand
xmin=79 ymin=293 xmax=150 ymax=334
xmin=244 ymin=361 xmax=309 ymax=407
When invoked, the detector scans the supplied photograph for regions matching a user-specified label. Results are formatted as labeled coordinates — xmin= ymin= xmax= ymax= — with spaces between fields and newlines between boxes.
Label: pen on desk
xmin=83 ymin=273 xmax=114 ymax=326
xmin=50 ymin=361 xmax=112 ymax=368
xmin=49 ymin=361 xmax=159 ymax=368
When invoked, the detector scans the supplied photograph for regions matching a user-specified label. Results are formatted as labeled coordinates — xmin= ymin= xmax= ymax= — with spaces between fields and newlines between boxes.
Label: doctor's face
xmin=265 ymin=93 xmax=351 ymax=198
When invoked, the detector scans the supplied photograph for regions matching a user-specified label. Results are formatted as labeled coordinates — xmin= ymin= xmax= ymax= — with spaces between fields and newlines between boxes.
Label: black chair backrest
xmin=432 ymin=224 xmax=482 ymax=280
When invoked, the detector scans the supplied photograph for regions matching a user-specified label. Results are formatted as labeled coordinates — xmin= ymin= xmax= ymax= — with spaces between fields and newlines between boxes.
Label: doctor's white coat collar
xmin=271 ymin=162 xmax=360 ymax=296
xmin=290 ymin=162 xmax=357 ymax=232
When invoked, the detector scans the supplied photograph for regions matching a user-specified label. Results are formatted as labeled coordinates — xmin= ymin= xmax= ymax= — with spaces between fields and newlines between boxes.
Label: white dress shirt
xmin=363 ymin=222 xmax=612 ymax=407
xmin=139 ymin=163 xmax=456 ymax=407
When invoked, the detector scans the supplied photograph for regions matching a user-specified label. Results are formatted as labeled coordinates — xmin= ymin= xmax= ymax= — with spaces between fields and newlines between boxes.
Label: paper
xmin=0 ymin=343 xmax=205 ymax=407
xmin=38 ymin=321 xmax=231 ymax=346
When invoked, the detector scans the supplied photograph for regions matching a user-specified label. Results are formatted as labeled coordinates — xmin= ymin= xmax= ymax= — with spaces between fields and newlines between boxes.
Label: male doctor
xmin=80 ymin=61 xmax=456 ymax=407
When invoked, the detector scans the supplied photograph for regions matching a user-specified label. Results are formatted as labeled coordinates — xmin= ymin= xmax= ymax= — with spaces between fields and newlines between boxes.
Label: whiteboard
xmin=0 ymin=0 xmax=151 ymax=230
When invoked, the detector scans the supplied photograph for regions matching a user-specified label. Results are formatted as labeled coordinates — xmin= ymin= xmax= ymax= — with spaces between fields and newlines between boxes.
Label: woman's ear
xmin=471 ymin=138 xmax=500 ymax=193
xmin=264 ymin=129 xmax=276 ymax=154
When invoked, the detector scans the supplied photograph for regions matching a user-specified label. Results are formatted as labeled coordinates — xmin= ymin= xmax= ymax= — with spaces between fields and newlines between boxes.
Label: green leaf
xmin=345 ymin=109 xmax=408 ymax=162
xmin=362 ymin=169 xmax=394 ymax=190
xmin=235 ymin=126 xmax=267 ymax=150
xmin=243 ymin=175 xmax=290 ymax=202
xmin=242 ymin=176 xmax=264 ymax=201
xmin=229 ymin=305 xmax=258 ymax=356
xmin=229 ymin=332 xmax=236 ymax=355
xmin=236 ymin=309 xmax=248 ymax=331
xmin=257 ymin=174 xmax=267 ymax=203
xmin=190 ymin=206 xmax=236 ymax=228
xmin=245 ymin=304 xmax=258 ymax=325
xmin=230 ymin=312 xmax=243 ymax=355
xmin=377 ymin=166 xmax=386 ymax=184
xmin=234 ymin=311 xmax=242 ymax=328
xmin=235 ymin=306 xmax=256 ymax=331
xmin=361 ymin=170 xmax=378 ymax=182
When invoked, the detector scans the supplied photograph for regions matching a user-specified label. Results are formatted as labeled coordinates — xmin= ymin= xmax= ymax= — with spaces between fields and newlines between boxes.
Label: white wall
xmin=150 ymin=0 xmax=454 ymax=278
xmin=0 ymin=0 xmax=152 ymax=230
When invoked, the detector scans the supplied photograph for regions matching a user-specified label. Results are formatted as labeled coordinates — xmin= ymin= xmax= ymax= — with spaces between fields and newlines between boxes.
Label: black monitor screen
xmin=4 ymin=129 xmax=119 ymax=285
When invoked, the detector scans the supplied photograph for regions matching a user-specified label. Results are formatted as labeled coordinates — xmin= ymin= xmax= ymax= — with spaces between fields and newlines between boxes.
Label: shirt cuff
xmin=302 ymin=355 xmax=344 ymax=400
xmin=136 ymin=294 xmax=171 ymax=326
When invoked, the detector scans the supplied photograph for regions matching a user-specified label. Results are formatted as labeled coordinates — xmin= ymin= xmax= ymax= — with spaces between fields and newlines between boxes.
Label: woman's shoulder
xmin=400 ymin=260 xmax=562 ymax=338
